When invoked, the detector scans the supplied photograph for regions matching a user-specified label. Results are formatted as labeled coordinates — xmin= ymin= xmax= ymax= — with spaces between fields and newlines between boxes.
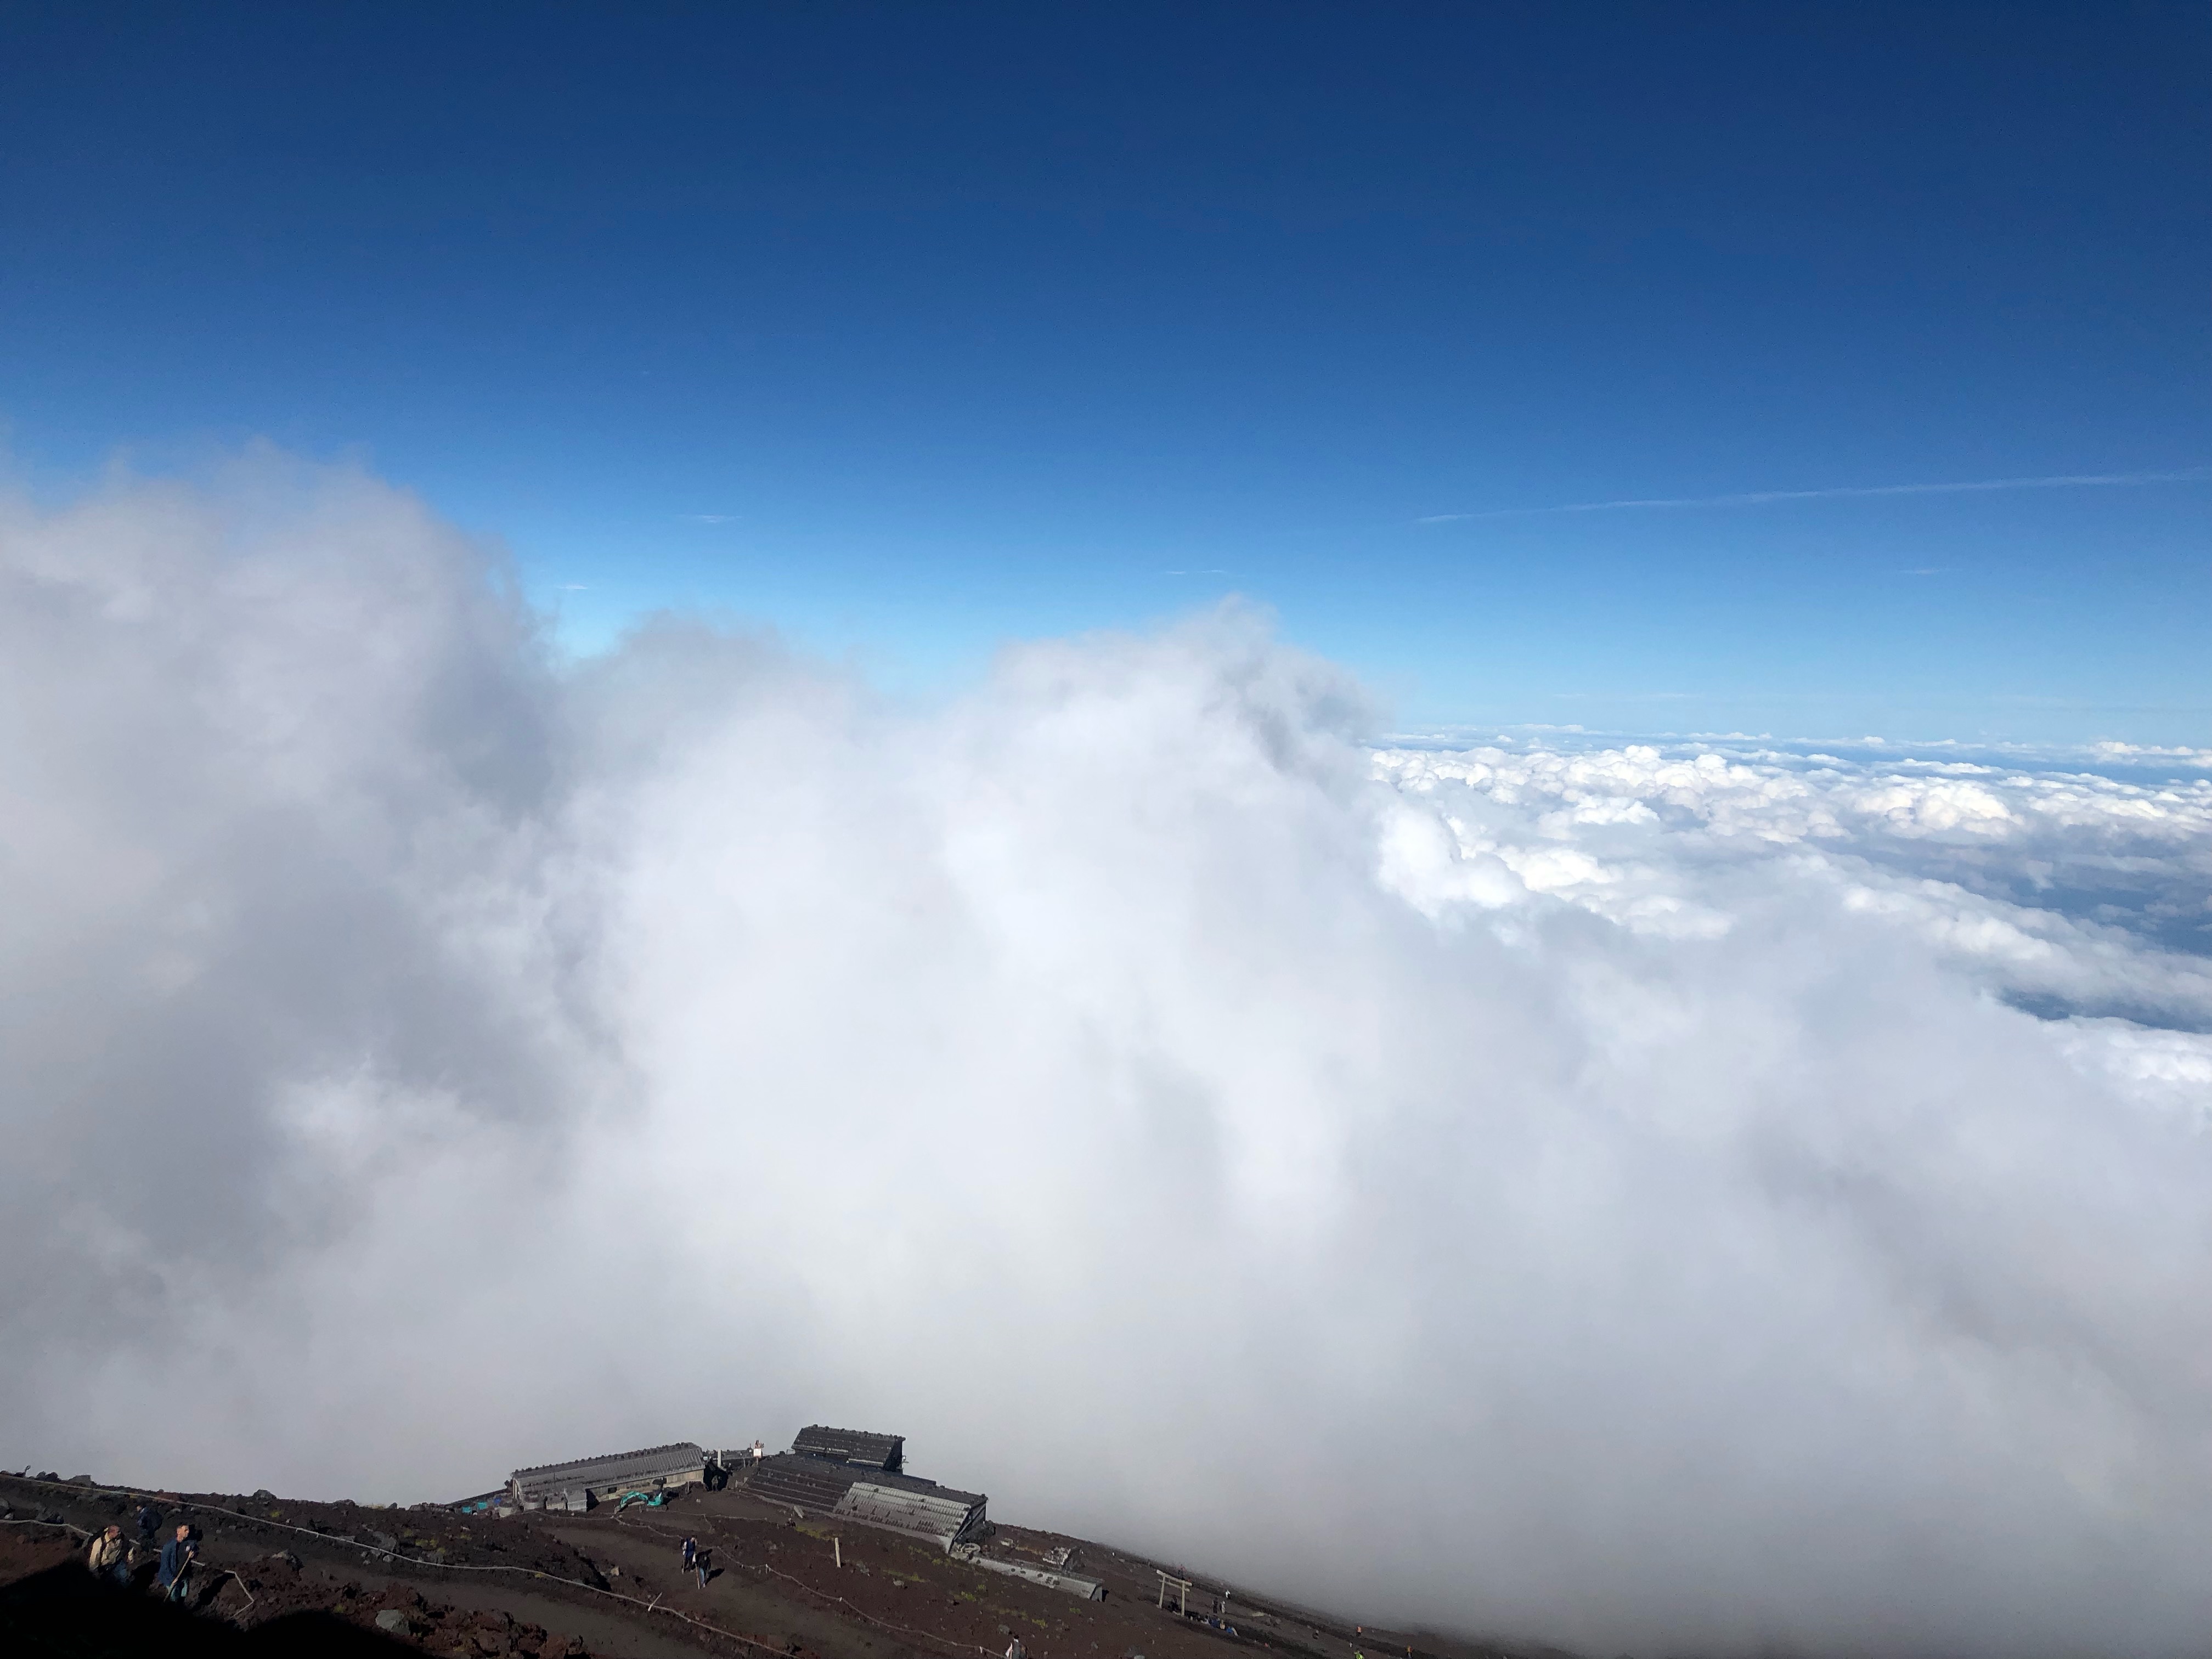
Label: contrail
xmin=1415 ymin=467 xmax=2210 ymax=523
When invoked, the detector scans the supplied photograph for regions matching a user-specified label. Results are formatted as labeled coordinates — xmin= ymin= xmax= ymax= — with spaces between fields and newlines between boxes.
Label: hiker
xmin=751 ymin=1440 xmax=766 ymax=1469
xmin=86 ymin=1524 xmax=133 ymax=1587
xmin=134 ymin=1505 xmax=158 ymax=1546
xmin=157 ymin=1523 xmax=196 ymax=1601
xmin=681 ymin=1536 xmax=697 ymax=1572
xmin=695 ymin=1544 xmax=711 ymax=1589
xmin=1006 ymin=1640 xmax=1026 ymax=1659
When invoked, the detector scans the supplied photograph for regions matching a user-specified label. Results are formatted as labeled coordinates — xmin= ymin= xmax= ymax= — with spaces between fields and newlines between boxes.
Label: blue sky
xmin=2 ymin=1 xmax=2206 ymax=741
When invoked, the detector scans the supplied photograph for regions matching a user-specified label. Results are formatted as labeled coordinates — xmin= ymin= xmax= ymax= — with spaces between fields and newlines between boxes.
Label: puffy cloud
xmin=2 ymin=458 xmax=2207 ymax=1657
xmin=1375 ymin=741 xmax=2212 ymax=1031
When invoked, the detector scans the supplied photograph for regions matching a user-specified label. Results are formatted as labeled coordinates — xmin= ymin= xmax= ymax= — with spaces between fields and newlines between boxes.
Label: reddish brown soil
xmin=1 ymin=1472 xmax=1519 ymax=1659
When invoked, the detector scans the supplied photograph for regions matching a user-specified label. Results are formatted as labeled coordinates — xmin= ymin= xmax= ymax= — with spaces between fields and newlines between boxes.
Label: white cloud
xmin=2 ymin=457 xmax=2208 ymax=1658
xmin=1415 ymin=466 xmax=2212 ymax=521
xmin=1374 ymin=741 xmax=2212 ymax=1032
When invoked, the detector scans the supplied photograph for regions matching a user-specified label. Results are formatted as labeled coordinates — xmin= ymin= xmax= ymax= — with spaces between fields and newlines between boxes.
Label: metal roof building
xmin=837 ymin=1480 xmax=989 ymax=1550
xmin=748 ymin=1453 xmax=988 ymax=1550
xmin=508 ymin=1442 xmax=707 ymax=1511
xmin=748 ymin=1452 xmax=867 ymax=1514
xmin=790 ymin=1425 xmax=905 ymax=1472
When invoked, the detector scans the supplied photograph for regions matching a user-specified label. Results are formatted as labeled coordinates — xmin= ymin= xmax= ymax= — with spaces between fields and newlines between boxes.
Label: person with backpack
xmin=86 ymin=1525 xmax=133 ymax=1587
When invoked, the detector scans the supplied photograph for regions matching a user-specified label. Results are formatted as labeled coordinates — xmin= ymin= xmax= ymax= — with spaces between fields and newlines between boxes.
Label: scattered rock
xmin=376 ymin=1609 xmax=415 ymax=1635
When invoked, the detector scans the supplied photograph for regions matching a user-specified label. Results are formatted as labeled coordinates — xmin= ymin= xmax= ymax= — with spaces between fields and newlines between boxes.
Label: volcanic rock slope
xmin=0 ymin=1472 xmax=1519 ymax=1659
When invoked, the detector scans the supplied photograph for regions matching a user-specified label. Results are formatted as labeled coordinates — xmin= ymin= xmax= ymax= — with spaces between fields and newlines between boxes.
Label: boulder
xmin=375 ymin=1609 xmax=414 ymax=1635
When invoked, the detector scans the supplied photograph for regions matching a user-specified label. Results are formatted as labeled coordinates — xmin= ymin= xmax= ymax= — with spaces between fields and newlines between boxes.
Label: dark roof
xmin=790 ymin=1425 xmax=905 ymax=1472
xmin=748 ymin=1454 xmax=979 ymax=1516
xmin=750 ymin=1453 xmax=865 ymax=1513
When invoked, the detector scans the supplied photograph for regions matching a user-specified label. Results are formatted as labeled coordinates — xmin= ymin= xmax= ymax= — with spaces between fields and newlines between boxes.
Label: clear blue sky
xmin=3 ymin=2 xmax=2206 ymax=741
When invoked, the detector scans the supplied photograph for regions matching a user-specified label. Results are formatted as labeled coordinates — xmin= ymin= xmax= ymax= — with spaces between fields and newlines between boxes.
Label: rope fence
xmin=3 ymin=1475 xmax=787 ymax=1656
xmin=613 ymin=1506 xmax=998 ymax=1659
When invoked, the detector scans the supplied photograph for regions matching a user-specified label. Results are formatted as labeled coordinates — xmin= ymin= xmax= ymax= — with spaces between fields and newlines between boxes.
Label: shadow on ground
xmin=1 ymin=1561 xmax=413 ymax=1657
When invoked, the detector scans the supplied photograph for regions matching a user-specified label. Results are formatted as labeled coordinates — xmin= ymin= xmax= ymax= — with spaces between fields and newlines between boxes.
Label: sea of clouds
xmin=3 ymin=455 xmax=2207 ymax=1657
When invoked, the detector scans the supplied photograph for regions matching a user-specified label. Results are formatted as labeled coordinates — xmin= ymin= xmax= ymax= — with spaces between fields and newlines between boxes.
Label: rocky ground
xmin=1 ymin=1470 xmax=1525 ymax=1659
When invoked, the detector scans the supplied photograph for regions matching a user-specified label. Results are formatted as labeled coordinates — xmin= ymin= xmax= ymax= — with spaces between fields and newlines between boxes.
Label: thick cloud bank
xmin=3 ymin=459 xmax=2208 ymax=1657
